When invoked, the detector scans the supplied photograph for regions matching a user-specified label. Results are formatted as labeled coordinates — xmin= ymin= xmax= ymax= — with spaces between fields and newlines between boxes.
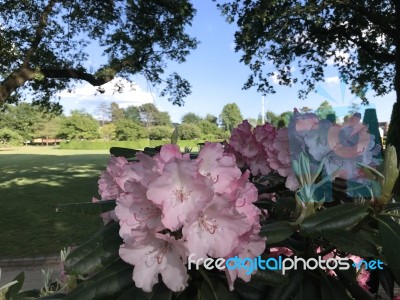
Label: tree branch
xmin=22 ymin=0 xmax=57 ymax=66
xmin=0 ymin=67 xmax=115 ymax=103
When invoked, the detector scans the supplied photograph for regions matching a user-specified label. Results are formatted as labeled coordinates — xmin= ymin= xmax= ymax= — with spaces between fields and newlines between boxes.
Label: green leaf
xmin=324 ymin=231 xmax=378 ymax=258
xmin=5 ymin=272 xmax=24 ymax=300
xmin=109 ymin=147 xmax=139 ymax=159
xmin=199 ymin=279 xmax=235 ymax=300
xmin=320 ymin=273 xmax=352 ymax=300
xmin=37 ymin=294 xmax=66 ymax=299
xmin=65 ymin=259 xmax=134 ymax=300
xmin=335 ymin=269 xmax=375 ymax=300
xmin=250 ymin=268 xmax=289 ymax=286
xmin=65 ymin=221 xmax=122 ymax=275
xmin=171 ymin=127 xmax=179 ymax=145
xmin=267 ymin=269 xmax=303 ymax=300
xmin=56 ymin=200 xmax=116 ymax=214
xmin=16 ymin=289 xmax=41 ymax=299
xmin=384 ymin=202 xmax=400 ymax=211
xmin=293 ymin=276 xmax=320 ymax=300
xmin=376 ymin=215 xmax=400 ymax=282
xmin=232 ymin=280 xmax=269 ymax=300
xmin=300 ymin=204 xmax=370 ymax=237
xmin=260 ymin=221 xmax=295 ymax=244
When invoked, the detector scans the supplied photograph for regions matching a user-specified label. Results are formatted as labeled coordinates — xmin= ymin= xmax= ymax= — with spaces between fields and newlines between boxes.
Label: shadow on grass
xmin=0 ymin=153 xmax=111 ymax=258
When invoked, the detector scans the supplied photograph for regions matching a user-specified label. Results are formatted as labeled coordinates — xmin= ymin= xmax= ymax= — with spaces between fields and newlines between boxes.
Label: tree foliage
xmin=181 ymin=112 xmax=202 ymax=124
xmin=219 ymin=103 xmax=243 ymax=132
xmin=0 ymin=103 xmax=44 ymax=140
xmin=115 ymin=118 xmax=148 ymax=141
xmin=138 ymin=103 xmax=171 ymax=127
xmin=218 ymin=0 xmax=396 ymax=99
xmin=315 ymin=101 xmax=335 ymax=120
xmin=58 ymin=110 xmax=99 ymax=140
xmin=0 ymin=0 xmax=198 ymax=109
xmin=218 ymin=0 xmax=400 ymax=156
xmin=149 ymin=126 xmax=173 ymax=140
xmin=178 ymin=123 xmax=202 ymax=140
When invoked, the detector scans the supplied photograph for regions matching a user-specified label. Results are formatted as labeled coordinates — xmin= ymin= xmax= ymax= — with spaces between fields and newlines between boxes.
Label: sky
xmin=57 ymin=1 xmax=396 ymax=123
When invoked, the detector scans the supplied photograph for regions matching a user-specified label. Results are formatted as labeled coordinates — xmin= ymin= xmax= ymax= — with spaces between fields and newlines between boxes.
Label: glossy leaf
xmin=376 ymin=215 xmax=400 ymax=282
xmin=109 ymin=147 xmax=139 ymax=159
xmin=260 ymin=221 xmax=295 ymax=244
xmin=65 ymin=221 xmax=122 ymax=275
xmin=250 ymin=268 xmax=289 ymax=286
xmin=300 ymin=204 xmax=370 ymax=237
xmin=56 ymin=200 xmax=116 ymax=215
xmin=4 ymin=272 xmax=24 ymax=300
xmin=336 ymin=269 xmax=375 ymax=300
xmin=324 ymin=231 xmax=378 ymax=258
xmin=65 ymin=259 xmax=133 ymax=300
xmin=320 ymin=273 xmax=352 ymax=300
xmin=384 ymin=202 xmax=400 ymax=211
xmin=267 ymin=269 xmax=303 ymax=300
xmin=199 ymin=279 xmax=234 ymax=300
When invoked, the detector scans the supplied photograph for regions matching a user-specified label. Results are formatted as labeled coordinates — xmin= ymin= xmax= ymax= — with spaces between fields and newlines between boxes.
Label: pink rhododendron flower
xmin=268 ymin=247 xmax=294 ymax=258
xmin=94 ymin=143 xmax=265 ymax=292
xmin=147 ymin=159 xmax=214 ymax=231
xmin=183 ymin=198 xmax=251 ymax=260
xmin=119 ymin=232 xmax=189 ymax=292
xmin=225 ymin=224 xmax=266 ymax=290
xmin=268 ymin=128 xmax=299 ymax=190
xmin=226 ymin=120 xmax=278 ymax=176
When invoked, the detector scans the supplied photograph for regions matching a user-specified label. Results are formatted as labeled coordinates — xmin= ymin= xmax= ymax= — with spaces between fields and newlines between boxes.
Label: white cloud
xmin=325 ymin=76 xmax=340 ymax=85
xmin=58 ymin=77 xmax=155 ymax=114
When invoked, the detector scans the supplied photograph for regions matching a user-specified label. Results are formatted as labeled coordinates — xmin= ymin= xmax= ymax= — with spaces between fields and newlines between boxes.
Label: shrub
xmin=149 ymin=126 xmax=173 ymax=140
xmin=179 ymin=123 xmax=201 ymax=140
xmin=115 ymin=119 xmax=149 ymax=141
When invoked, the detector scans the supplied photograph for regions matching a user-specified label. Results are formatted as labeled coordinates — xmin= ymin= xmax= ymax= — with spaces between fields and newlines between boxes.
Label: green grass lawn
xmin=0 ymin=147 xmax=111 ymax=258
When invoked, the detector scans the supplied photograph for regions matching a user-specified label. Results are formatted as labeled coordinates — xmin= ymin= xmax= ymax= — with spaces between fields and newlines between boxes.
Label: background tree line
xmin=0 ymin=102 xmax=250 ymax=146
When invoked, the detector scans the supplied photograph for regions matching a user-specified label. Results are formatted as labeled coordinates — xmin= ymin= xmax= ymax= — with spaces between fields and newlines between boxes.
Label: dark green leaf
xmin=65 ymin=221 xmax=122 ymax=275
xmin=376 ymin=215 xmax=400 ymax=282
xmin=320 ymin=273 xmax=352 ymax=300
xmin=56 ymin=200 xmax=116 ymax=215
xmin=378 ymin=267 xmax=394 ymax=299
xmin=16 ymin=289 xmax=41 ymax=299
xmin=199 ymin=279 xmax=235 ymax=300
xmin=384 ymin=202 xmax=400 ymax=211
xmin=110 ymin=147 xmax=139 ymax=159
xmin=5 ymin=272 xmax=24 ymax=300
xmin=267 ymin=269 xmax=303 ymax=300
xmin=300 ymin=204 xmax=370 ymax=237
xmin=260 ymin=221 xmax=295 ymax=244
xmin=336 ymin=264 xmax=375 ymax=300
xmin=65 ymin=259 xmax=133 ymax=300
xmin=293 ymin=276 xmax=320 ymax=300
xmin=37 ymin=294 xmax=66 ymax=299
xmin=250 ymin=268 xmax=289 ymax=286
xmin=232 ymin=280 xmax=269 ymax=300
xmin=324 ymin=231 xmax=378 ymax=258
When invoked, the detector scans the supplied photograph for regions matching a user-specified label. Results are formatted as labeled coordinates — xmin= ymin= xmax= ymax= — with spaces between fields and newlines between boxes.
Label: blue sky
xmin=58 ymin=1 xmax=396 ymax=123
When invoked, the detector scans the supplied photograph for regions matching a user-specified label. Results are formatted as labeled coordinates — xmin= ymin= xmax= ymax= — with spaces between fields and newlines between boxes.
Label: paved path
xmin=0 ymin=256 xmax=59 ymax=291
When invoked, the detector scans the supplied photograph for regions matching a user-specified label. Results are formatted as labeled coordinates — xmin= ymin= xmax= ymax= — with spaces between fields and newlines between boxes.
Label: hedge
xmin=59 ymin=139 xmax=225 ymax=150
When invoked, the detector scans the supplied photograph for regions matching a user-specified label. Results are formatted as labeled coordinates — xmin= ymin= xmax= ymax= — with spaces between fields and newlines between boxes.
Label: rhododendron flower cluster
xmin=225 ymin=120 xmax=277 ymax=176
xmin=96 ymin=143 xmax=265 ymax=292
xmin=226 ymin=111 xmax=381 ymax=192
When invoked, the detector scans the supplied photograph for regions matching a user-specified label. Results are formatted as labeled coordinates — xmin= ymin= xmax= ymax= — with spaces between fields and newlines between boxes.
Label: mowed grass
xmin=0 ymin=147 xmax=111 ymax=258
